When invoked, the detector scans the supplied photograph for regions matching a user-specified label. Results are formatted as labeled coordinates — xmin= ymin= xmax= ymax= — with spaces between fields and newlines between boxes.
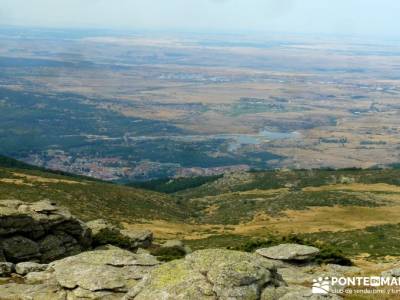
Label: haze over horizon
xmin=0 ymin=0 xmax=399 ymax=39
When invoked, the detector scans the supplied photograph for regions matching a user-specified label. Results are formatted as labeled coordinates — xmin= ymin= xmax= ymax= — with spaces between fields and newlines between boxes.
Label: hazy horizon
xmin=0 ymin=0 xmax=399 ymax=39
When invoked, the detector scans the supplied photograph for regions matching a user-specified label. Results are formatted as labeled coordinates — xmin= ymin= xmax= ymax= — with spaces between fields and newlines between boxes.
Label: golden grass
xmin=123 ymin=205 xmax=400 ymax=240
xmin=123 ymin=220 xmax=225 ymax=240
xmin=303 ymin=183 xmax=400 ymax=193
xmin=0 ymin=179 xmax=33 ymax=186
xmin=234 ymin=206 xmax=400 ymax=235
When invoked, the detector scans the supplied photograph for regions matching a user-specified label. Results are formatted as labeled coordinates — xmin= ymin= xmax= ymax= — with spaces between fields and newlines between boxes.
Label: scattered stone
xmin=120 ymin=229 xmax=153 ymax=249
xmin=25 ymin=271 xmax=53 ymax=284
xmin=256 ymin=244 xmax=320 ymax=261
xmin=15 ymin=262 xmax=48 ymax=276
xmin=382 ymin=268 xmax=400 ymax=278
xmin=86 ymin=219 xmax=120 ymax=237
xmin=29 ymin=200 xmax=59 ymax=213
xmin=325 ymin=264 xmax=361 ymax=275
xmin=87 ymin=219 xmax=153 ymax=250
xmin=0 ymin=262 xmax=14 ymax=277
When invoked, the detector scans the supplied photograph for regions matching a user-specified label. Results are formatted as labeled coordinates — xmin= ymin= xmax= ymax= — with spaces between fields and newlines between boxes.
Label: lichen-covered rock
xmin=128 ymin=249 xmax=284 ymax=300
xmin=0 ymin=200 xmax=92 ymax=263
xmin=325 ymin=264 xmax=361 ymax=275
xmin=0 ymin=282 xmax=66 ymax=300
xmin=25 ymin=271 xmax=53 ymax=284
xmin=48 ymin=248 xmax=159 ymax=298
xmin=15 ymin=262 xmax=48 ymax=275
xmin=87 ymin=219 xmax=152 ymax=250
xmin=256 ymin=244 xmax=320 ymax=261
xmin=0 ymin=248 xmax=160 ymax=299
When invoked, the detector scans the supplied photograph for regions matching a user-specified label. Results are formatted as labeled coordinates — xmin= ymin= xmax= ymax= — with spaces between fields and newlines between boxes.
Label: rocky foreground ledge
xmin=0 ymin=200 xmax=359 ymax=299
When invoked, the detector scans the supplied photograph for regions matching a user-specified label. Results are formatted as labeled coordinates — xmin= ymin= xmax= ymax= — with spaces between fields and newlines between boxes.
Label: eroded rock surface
xmin=127 ymin=249 xmax=285 ymax=300
xmin=0 ymin=248 xmax=160 ymax=299
xmin=0 ymin=200 xmax=91 ymax=263
xmin=256 ymin=244 xmax=320 ymax=261
xmin=0 ymin=245 xmax=350 ymax=300
xmin=0 ymin=201 xmax=349 ymax=299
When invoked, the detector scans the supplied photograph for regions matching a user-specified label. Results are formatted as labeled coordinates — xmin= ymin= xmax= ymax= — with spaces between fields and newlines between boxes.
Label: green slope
xmin=0 ymin=159 xmax=187 ymax=222
xmin=2 ymin=156 xmax=400 ymax=259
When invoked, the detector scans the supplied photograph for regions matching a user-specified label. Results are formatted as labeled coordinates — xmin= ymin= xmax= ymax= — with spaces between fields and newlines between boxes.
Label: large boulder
xmin=127 ymin=248 xmax=285 ymax=300
xmin=0 ymin=282 xmax=66 ymax=300
xmin=1 ymin=235 xmax=40 ymax=262
xmin=15 ymin=262 xmax=48 ymax=276
xmin=0 ymin=200 xmax=91 ymax=263
xmin=4 ymin=248 xmax=160 ymax=299
xmin=87 ymin=219 xmax=153 ymax=250
xmin=256 ymin=244 xmax=320 ymax=261
xmin=0 ymin=247 xmax=348 ymax=299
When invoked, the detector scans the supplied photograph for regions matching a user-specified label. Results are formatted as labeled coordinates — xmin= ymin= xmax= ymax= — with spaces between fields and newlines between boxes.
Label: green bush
xmin=93 ymin=230 xmax=132 ymax=249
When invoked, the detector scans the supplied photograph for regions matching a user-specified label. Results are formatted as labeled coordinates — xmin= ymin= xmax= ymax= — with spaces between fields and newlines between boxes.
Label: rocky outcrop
xmin=51 ymin=248 xmax=160 ymax=299
xmin=0 ymin=248 xmax=160 ymax=299
xmin=87 ymin=219 xmax=153 ymax=250
xmin=256 ymin=244 xmax=320 ymax=261
xmin=126 ymin=249 xmax=285 ymax=300
xmin=0 ymin=201 xmax=352 ymax=299
xmin=0 ymin=200 xmax=91 ymax=263
xmin=0 ymin=248 xmax=287 ymax=299
xmin=0 ymin=245 xmax=352 ymax=299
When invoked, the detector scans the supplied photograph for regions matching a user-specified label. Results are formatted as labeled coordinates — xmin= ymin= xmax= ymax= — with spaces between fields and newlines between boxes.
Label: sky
xmin=0 ymin=0 xmax=399 ymax=38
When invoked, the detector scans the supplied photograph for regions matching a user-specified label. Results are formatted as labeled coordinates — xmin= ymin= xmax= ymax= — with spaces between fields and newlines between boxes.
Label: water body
xmin=224 ymin=130 xmax=301 ymax=152
xmin=126 ymin=129 xmax=301 ymax=152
